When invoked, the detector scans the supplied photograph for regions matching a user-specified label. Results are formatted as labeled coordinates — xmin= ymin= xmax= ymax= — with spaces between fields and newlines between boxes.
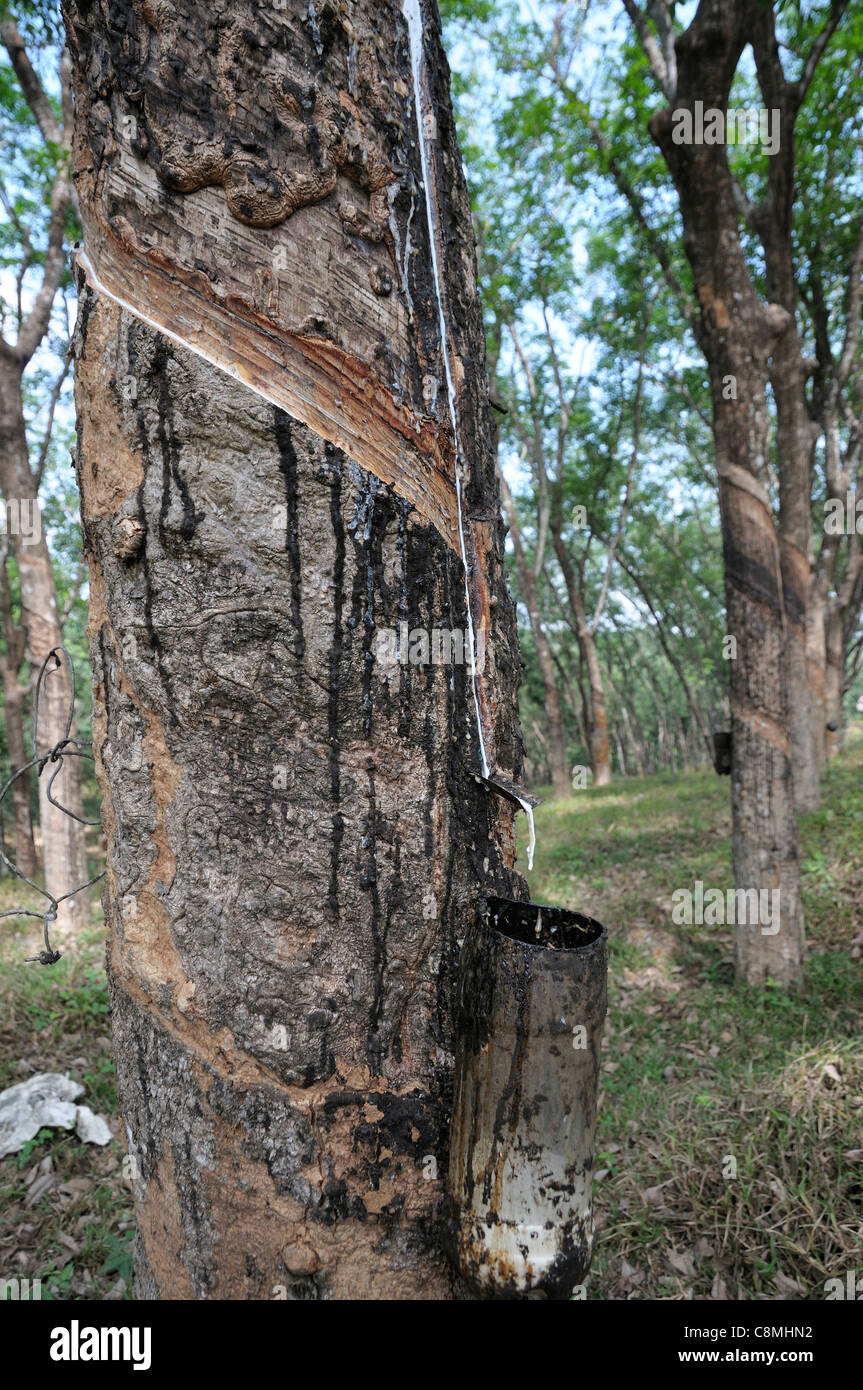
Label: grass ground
xmin=0 ymin=736 xmax=860 ymax=1300
xmin=524 ymin=727 xmax=863 ymax=1300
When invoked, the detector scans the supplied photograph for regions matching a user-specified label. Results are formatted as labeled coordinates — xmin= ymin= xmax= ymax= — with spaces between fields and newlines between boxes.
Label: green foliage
xmin=443 ymin=0 xmax=863 ymax=786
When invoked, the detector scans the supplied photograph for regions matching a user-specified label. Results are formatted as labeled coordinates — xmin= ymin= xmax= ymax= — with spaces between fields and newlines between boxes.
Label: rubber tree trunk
xmin=814 ymin=409 xmax=862 ymax=761
xmin=498 ymin=470 xmax=570 ymax=797
xmin=823 ymin=604 xmax=844 ymax=753
xmin=64 ymin=0 xmax=529 ymax=1298
xmin=551 ymin=532 xmax=611 ymax=786
xmin=0 ymin=357 xmax=87 ymax=928
xmin=579 ymin=621 xmax=611 ymax=788
xmin=0 ymin=549 xmax=38 ymax=878
xmin=1 ymin=678 xmax=38 ymax=880
xmin=747 ymin=35 xmax=821 ymax=810
xmin=650 ymin=3 xmax=803 ymax=986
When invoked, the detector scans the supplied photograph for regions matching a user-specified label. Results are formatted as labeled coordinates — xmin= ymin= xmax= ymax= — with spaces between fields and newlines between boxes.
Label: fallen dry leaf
xmin=668 ymin=1248 xmax=696 ymax=1278
xmin=24 ymin=1173 xmax=56 ymax=1207
xmin=58 ymin=1178 xmax=92 ymax=1198
xmin=772 ymin=1271 xmax=806 ymax=1296
xmin=643 ymin=1181 xmax=674 ymax=1207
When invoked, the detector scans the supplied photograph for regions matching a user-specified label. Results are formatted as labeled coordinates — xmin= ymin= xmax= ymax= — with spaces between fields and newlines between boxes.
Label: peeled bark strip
xmin=66 ymin=0 xmax=529 ymax=1297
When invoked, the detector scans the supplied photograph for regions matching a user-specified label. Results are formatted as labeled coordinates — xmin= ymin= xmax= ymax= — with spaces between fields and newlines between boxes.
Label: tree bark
xmin=551 ymin=532 xmax=611 ymax=785
xmin=0 ymin=358 xmax=87 ymax=926
xmin=650 ymin=0 xmax=804 ymax=985
xmin=579 ymin=619 xmax=611 ymax=787
xmin=0 ymin=679 xmax=38 ymax=880
xmin=746 ymin=4 xmax=822 ymax=809
xmin=498 ymin=469 xmax=570 ymax=797
xmin=0 ymin=541 xmax=38 ymax=879
xmin=602 ymin=658 xmax=647 ymax=778
xmin=64 ymin=0 xmax=528 ymax=1298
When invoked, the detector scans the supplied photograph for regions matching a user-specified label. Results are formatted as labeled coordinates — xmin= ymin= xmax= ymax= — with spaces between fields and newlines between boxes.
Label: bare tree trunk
xmin=672 ymin=709 xmax=689 ymax=772
xmin=814 ymin=435 xmax=863 ymax=761
xmin=580 ymin=622 xmax=611 ymax=786
xmin=603 ymin=660 xmax=647 ymax=777
xmin=1 ymin=680 xmax=38 ymax=879
xmin=0 ymin=359 xmax=86 ymax=926
xmin=613 ymin=726 xmax=628 ymax=777
xmin=656 ymin=702 xmax=669 ymax=770
xmin=615 ymin=550 xmax=714 ymax=758
xmin=745 ymin=4 xmax=822 ymax=810
xmin=498 ymin=470 xmax=569 ymax=797
xmin=650 ymin=1 xmax=803 ymax=985
xmin=65 ymin=0 xmax=528 ymax=1298
xmin=1 ymin=542 xmax=38 ymax=878
xmin=550 ymin=647 xmax=589 ymax=760
xmin=551 ymin=535 xmax=611 ymax=785
xmin=606 ymin=622 xmax=655 ymax=773
xmin=823 ymin=603 xmax=845 ymax=751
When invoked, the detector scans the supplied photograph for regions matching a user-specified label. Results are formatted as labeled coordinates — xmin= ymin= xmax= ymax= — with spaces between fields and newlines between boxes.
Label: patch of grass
xmin=3 ymin=733 xmax=861 ymax=1302
xmin=523 ymin=728 xmax=863 ymax=1299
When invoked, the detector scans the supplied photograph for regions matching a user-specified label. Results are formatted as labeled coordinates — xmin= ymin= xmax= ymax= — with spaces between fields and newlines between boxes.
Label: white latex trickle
xmin=520 ymin=800 xmax=536 ymax=872
xmin=402 ymin=1 xmax=536 ymax=871
xmin=402 ymin=0 xmax=489 ymax=781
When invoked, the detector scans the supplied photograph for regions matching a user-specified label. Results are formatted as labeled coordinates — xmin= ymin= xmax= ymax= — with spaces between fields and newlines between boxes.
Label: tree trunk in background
xmin=580 ymin=621 xmax=611 ymax=787
xmin=823 ymin=604 xmax=844 ymax=750
xmin=0 ymin=359 xmax=87 ymax=927
xmin=672 ymin=710 xmax=689 ymax=772
xmin=552 ymin=534 xmax=611 ymax=785
xmin=0 ymin=545 xmax=38 ymax=878
xmin=604 ymin=665 xmax=646 ymax=778
xmin=657 ymin=703 xmax=668 ymax=770
xmin=613 ymin=728 xmax=627 ymax=777
xmin=651 ymin=2 xmax=804 ymax=986
xmin=498 ymin=470 xmax=569 ymax=797
xmin=813 ymin=400 xmax=863 ymax=759
xmin=1 ymin=681 xmax=38 ymax=880
xmin=65 ymin=0 xmax=527 ymax=1298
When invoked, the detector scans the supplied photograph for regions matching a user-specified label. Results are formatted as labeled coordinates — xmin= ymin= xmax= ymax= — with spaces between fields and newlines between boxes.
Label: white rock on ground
xmin=0 ymin=1072 xmax=112 ymax=1157
xmin=74 ymin=1105 xmax=112 ymax=1146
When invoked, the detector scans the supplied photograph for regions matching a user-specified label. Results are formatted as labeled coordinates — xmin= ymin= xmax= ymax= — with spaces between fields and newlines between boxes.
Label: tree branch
xmin=0 ymin=18 xmax=63 ymax=147
xmin=835 ymin=214 xmax=863 ymax=395
xmin=592 ymin=326 xmax=647 ymax=630
xmin=620 ymin=0 xmax=675 ymax=101
xmin=35 ymin=351 xmax=71 ymax=490
xmin=16 ymin=169 xmax=70 ymax=364
xmin=59 ymin=559 xmax=87 ymax=632
xmin=792 ymin=0 xmax=851 ymax=113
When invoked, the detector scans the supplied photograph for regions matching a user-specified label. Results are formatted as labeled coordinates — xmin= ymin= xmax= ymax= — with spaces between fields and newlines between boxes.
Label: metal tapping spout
xmin=448 ymin=896 xmax=608 ymax=1299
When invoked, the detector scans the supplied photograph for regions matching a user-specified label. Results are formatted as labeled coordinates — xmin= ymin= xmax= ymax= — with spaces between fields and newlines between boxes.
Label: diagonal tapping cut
xmin=67 ymin=0 xmax=537 ymax=853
